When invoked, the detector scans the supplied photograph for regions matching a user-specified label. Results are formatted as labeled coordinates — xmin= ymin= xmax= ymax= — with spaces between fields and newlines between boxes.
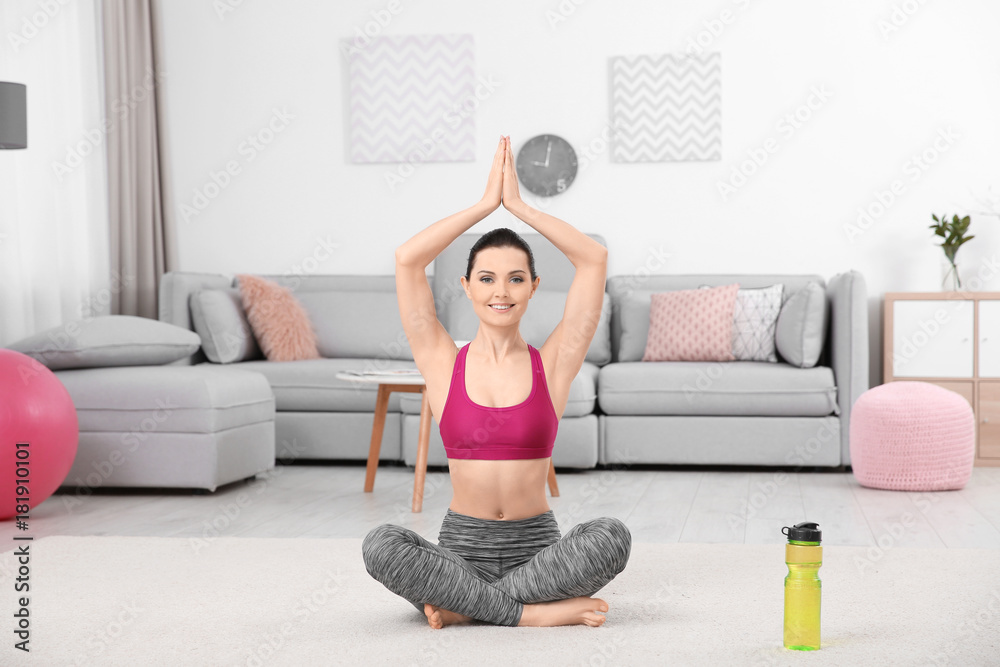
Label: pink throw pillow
xmin=642 ymin=284 xmax=740 ymax=361
xmin=236 ymin=274 xmax=321 ymax=362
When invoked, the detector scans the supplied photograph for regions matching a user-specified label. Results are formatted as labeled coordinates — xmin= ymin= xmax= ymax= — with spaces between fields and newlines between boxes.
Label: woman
xmin=362 ymin=135 xmax=631 ymax=629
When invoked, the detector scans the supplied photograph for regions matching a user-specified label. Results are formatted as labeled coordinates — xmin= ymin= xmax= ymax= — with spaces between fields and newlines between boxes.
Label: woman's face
xmin=463 ymin=246 xmax=538 ymax=323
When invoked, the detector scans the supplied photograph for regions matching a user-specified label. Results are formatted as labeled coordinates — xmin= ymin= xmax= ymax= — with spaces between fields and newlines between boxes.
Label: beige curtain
xmin=102 ymin=0 xmax=177 ymax=318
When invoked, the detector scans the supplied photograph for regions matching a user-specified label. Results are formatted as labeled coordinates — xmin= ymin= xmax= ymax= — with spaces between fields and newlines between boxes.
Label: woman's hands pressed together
xmin=480 ymin=135 xmax=525 ymax=216
xmin=501 ymin=135 xmax=524 ymax=214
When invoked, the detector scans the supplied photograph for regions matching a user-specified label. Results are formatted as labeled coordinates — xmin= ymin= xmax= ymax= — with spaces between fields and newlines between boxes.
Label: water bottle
xmin=782 ymin=521 xmax=822 ymax=650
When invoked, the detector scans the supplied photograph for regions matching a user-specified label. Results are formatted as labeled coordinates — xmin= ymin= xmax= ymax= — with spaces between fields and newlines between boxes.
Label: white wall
xmin=152 ymin=0 xmax=1000 ymax=383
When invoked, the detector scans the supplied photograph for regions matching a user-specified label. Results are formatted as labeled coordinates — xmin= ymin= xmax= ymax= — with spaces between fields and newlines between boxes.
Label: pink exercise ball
xmin=0 ymin=349 xmax=79 ymax=520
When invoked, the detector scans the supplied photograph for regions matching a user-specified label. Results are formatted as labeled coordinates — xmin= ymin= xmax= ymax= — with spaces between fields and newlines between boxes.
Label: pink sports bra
xmin=439 ymin=343 xmax=558 ymax=460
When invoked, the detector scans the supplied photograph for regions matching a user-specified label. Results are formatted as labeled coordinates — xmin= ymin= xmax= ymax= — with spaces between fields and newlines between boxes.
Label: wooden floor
xmin=5 ymin=463 xmax=1000 ymax=548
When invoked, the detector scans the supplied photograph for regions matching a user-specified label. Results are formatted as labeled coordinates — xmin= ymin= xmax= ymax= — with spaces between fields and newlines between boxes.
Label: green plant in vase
xmin=929 ymin=213 xmax=973 ymax=290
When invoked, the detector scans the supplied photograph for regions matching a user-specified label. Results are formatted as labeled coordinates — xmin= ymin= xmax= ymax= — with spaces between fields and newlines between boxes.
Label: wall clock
xmin=515 ymin=134 xmax=578 ymax=197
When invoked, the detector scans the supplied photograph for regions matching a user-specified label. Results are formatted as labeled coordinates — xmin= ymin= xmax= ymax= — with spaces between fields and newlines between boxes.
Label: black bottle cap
xmin=782 ymin=521 xmax=821 ymax=543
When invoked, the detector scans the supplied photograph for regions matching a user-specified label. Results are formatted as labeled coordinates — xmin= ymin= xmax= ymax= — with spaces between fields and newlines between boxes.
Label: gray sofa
xmin=159 ymin=232 xmax=868 ymax=471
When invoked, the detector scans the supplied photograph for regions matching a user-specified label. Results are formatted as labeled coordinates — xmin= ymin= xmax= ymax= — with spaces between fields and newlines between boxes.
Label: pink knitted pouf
xmin=850 ymin=381 xmax=975 ymax=491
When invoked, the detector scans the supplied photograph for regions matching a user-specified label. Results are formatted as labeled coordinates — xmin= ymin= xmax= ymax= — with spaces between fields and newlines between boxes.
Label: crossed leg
xmin=361 ymin=516 xmax=632 ymax=628
xmin=362 ymin=523 xmax=523 ymax=626
xmin=494 ymin=516 xmax=633 ymax=605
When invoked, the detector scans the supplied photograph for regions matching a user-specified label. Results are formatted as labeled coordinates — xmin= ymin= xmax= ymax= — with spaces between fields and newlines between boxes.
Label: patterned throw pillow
xmin=701 ymin=284 xmax=783 ymax=362
xmin=236 ymin=274 xmax=321 ymax=362
xmin=642 ymin=284 xmax=740 ymax=361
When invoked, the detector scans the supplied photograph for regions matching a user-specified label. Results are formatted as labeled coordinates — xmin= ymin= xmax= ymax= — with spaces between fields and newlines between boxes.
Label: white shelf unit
xmin=884 ymin=292 xmax=1000 ymax=467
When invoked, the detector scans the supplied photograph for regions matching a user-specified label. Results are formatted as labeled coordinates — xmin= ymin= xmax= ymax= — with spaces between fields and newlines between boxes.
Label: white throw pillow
xmin=6 ymin=315 xmax=201 ymax=370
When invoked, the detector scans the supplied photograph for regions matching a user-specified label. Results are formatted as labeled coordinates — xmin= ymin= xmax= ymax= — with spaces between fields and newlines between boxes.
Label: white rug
xmin=0 ymin=536 xmax=997 ymax=666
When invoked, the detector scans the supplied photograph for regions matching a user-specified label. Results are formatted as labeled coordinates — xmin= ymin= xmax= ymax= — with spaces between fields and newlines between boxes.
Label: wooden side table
xmin=337 ymin=370 xmax=561 ymax=513
xmin=336 ymin=372 xmax=431 ymax=512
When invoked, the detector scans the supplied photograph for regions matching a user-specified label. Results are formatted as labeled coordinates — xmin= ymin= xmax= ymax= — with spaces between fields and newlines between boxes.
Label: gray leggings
xmin=361 ymin=508 xmax=632 ymax=626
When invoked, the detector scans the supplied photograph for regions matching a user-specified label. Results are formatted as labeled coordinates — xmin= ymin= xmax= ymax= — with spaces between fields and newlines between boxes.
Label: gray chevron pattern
xmin=610 ymin=52 xmax=721 ymax=162
xmin=348 ymin=34 xmax=475 ymax=163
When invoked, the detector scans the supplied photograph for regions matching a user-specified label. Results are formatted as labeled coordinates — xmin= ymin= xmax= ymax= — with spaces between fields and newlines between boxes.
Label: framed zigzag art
xmin=609 ymin=51 xmax=721 ymax=162
xmin=347 ymin=33 xmax=476 ymax=164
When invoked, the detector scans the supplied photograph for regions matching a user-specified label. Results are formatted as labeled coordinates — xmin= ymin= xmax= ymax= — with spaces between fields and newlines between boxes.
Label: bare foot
xmin=424 ymin=603 xmax=474 ymax=629
xmin=518 ymin=596 xmax=610 ymax=627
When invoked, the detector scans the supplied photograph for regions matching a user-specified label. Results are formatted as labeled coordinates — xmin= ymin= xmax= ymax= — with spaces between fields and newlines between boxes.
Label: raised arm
xmin=394 ymin=136 xmax=508 ymax=384
xmin=500 ymin=137 xmax=607 ymax=266
xmin=395 ymin=136 xmax=507 ymax=267
xmin=500 ymin=136 xmax=607 ymax=384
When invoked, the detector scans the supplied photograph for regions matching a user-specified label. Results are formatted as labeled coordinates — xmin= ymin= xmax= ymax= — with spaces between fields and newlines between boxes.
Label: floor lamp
xmin=0 ymin=81 xmax=27 ymax=150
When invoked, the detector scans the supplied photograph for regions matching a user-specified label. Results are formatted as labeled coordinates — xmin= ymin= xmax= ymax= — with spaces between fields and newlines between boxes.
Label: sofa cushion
xmin=54 ymin=364 xmax=275 ymax=432
xmin=189 ymin=289 xmax=263 ymax=364
xmin=237 ymin=274 xmax=322 ymax=362
xmin=776 ymin=281 xmax=827 ymax=368
xmin=446 ymin=291 xmax=612 ymax=365
xmin=294 ymin=291 xmax=414 ymax=360
xmin=643 ymin=284 xmax=740 ymax=361
xmin=225 ymin=357 xmax=420 ymax=411
xmin=6 ymin=315 xmax=201 ymax=370
xmin=597 ymin=360 xmax=839 ymax=417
